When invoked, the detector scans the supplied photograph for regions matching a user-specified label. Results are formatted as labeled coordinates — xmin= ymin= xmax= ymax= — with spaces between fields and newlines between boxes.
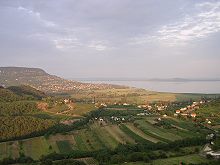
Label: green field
xmin=23 ymin=137 xmax=51 ymax=160
xmin=123 ymin=154 xmax=209 ymax=165
xmin=104 ymin=125 xmax=136 ymax=144
xmin=90 ymin=122 xmax=119 ymax=149
xmin=135 ymin=120 xmax=182 ymax=142
xmin=56 ymin=140 xmax=73 ymax=154
xmin=0 ymin=115 xmax=214 ymax=162
xmin=0 ymin=141 xmax=19 ymax=160
xmin=125 ymin=123 xmax=162 ymax=143
xmin=74 ymin=129 xmax=104 ymax=151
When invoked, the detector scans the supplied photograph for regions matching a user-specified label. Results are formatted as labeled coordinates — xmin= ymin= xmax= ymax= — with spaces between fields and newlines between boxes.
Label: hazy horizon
xmin=1 ymin=0 xmax=220 ymax=79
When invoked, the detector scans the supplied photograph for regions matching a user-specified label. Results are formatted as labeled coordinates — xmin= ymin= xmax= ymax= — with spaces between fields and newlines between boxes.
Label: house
xmin=203 ymin=144 xmax=212 ymax=152
xmin=206 ymin=134 xmax=215 ymax=140
xmin=206 ymin=151 xmax=220 ymax=159
xmin=180 ymin=108 xmax=187 ymax=111
xmin=191 ymin=113 xmax=197 ymax=118
xmin=176 ymin=110 xmax=181 ymax=114
xmin=64 ymin=99 xmax=70 ymax=104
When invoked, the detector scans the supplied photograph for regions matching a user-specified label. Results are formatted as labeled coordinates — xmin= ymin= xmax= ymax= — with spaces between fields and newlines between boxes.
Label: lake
xmin=76 ymin=80 xmax=220 ymax=94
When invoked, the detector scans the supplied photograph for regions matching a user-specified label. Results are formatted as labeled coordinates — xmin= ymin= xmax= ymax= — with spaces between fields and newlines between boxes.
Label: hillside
xmin=0 ymin=67 xmax=126 ymax=93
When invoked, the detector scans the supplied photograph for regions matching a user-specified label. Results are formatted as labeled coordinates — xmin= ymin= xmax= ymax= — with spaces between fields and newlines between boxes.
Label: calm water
xmin=79 ymin=80 xmax=220 ymax=94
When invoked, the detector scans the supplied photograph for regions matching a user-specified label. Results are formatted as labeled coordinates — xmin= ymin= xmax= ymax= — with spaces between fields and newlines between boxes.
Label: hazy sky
xmin=0 ymin=0 xmax=220 ymax=79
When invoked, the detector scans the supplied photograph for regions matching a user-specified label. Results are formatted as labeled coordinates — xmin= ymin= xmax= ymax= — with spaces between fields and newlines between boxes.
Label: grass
xmin=47 ymin=133 xmax=76 ymax=153
xmin=46 ymin=103 xmax=96 ymax=117
xmin=74 ymin=129 xmax=104 ymax=151
xmin=76 ymin=157 xmax=99 ymax=165
xmin=125 ymin=123 xmax=161 ymax=143
xmin=123 ymin=154 xmax=209 ymax=165
xmin=90 ymin=122 xmax=119 ymax=149
xmin=69 ymin=103 xmax=95 ymax=116
xmin=162 ymin=118 xmax=206 ymax=137
xmin=176 ymin=93 xmax=220 ymax=102
xmin=71 ymin=88 xmax=177 ymax=104
xmin=104 ymin=125 xmax=136 ymax=144
xmin=119 ymin=124 xmax=153 ymax=144
xmin=147 ymin=154 xmax=209 ymax=165
xmin=23 ymin=137 xmax=51 ymax=160
xmin=135 ymin=120 xmax=182 ymax=142
xmin=0 ymin=143 xmax=8 ymax=159
xmin=56 ymin=140 xmax=73 ymax=154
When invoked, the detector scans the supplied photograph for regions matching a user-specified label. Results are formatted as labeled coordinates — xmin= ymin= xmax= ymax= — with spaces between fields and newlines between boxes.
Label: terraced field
xmin=0 ymin=141 xmax=19 ymax=159
xmin=22 ymin=137 xmax=51 ymax=160
xmin=135 ymin=120 xmax=182 ymax=142
xmin=48 ymin=133 xmax=76 ymax=153
xmin=0 ymin=117 xmax=208 ymax=161
xmin=123 ymin=154 xmax=209 ymax=165
xmin=56 ymin=140 xmax=73 ymax=154
xmin=125 ymin=123 xmax=161 ymax=143
xmin=90 ymin=122 xmax=119 ymax=149
xmin=74 ymin=129 xmax=104 ymax=151
xmin=104 ymin=125 xmax=136 ymax=144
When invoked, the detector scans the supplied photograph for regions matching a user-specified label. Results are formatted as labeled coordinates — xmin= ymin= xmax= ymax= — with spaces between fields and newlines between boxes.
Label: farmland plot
xmin=135 ymin=120 xmax=182 ymax=142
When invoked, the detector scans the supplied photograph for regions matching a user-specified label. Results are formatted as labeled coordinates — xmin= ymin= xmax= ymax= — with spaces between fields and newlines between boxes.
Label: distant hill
xmin=0 ymin=67 xmax=126 ymax=93
xmin=8 ymin=85 xmax=46 ymax=100
xmin=0 ymin=85 xmax=45 ymax=101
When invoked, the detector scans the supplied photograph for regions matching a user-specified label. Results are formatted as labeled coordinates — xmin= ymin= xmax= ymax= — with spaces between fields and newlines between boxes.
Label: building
xmin=191 ymin=113 xmax=197 ymax=118
xmin=176 ymin=110 xmax=181 ymax=114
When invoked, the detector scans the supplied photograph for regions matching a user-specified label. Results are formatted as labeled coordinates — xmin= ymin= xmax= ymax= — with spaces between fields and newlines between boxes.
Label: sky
xmin=0 ymin=0 xmax=220 ymax=79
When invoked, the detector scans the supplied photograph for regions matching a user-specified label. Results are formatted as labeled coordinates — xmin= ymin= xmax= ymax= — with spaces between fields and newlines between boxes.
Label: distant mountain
xmin=0 ymin=67 xmax=126 ymax=93
xmin=74 ymin=77 xmax=220 ymax=82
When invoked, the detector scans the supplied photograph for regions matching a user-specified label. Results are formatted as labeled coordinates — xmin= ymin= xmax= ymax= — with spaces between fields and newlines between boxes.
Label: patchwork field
xmin=22 ymin=136 xmax=52 ymax=160
xmin=0 ymin=141 xmax=19 ymax=160
xmin=90 ymin=122 xmax=119 ymax=149
xmin=42 ymin=103 xmax=96 ymax=117
xmin=123 ymin=154 xmax=209 ymax=165
xmin=125 ymin=123 xmax=161 ymax=143
xmin=104 ymin=125 xmax=136 ymax=144
xmin=74 ymin=129 xmax=104 ymax=151
xmin=0 ymin=116 xmax=211 ymax=161
xmin=135 ymin=120 xmax=182 ymax=142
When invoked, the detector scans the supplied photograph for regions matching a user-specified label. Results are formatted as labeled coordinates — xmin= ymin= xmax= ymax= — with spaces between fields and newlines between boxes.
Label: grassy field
xmin=90 ymin=122 xmax=119 ymax=149
xmin=119 ymin=124 xmax=153 ymax=144
xmin=104 ymin=125 xmax=136 ymax=144
xmin=70 ymin=88 xmax=220 ymax=104
xmin=74 ymin=129 xmax=104 ymax=151
xmin=125 ymin=123 xmax=161 ymax=143
xmin=56 ymin=140 xmax=73 ymax=154
xmin=22 ymin=137 xmax=51 ymax=160
xmin=0 ymin=141 xmax=19 ymax=160
xmin=71 ymin=88 xmax=177 ymax=104
xmin=135 ymin=120 xmax=182 ymax=142
xmin=162 ymin=117 xmax=210 ymax=137
xmin=122 ymin=154 xmax=209 ymax=165
xmin=0 ymin=116 xmax=212 ymax=161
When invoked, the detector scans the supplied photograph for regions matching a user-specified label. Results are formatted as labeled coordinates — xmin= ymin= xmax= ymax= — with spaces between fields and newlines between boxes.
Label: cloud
xmin=88 ymin=41 xmax=108 ymax=51
xmin=53 ymin=38 xmax=82 ymax=50
xmin=130 ymin=1 xmax=220 ymax=46
xmin=17 ymin=6 xmax=56 ymax=27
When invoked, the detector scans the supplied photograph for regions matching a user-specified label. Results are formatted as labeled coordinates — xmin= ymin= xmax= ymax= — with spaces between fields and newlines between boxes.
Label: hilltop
xmin=0 ymin=67 xmax=126 ymax=93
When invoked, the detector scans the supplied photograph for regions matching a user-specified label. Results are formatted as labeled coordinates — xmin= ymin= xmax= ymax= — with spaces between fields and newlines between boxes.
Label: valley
xmin=0 ymin=68 xmax=220 ymax=165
